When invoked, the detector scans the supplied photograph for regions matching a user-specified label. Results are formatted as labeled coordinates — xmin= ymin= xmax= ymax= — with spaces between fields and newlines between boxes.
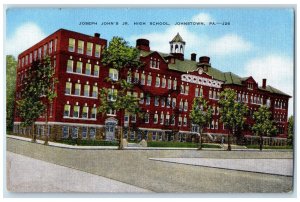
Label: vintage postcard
xmin=5 ymin=6 xmax=294 ymax=195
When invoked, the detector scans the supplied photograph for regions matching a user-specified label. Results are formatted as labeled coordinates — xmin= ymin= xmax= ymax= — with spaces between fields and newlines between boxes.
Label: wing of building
xmin=13 ymin=29 xmax=291 ymax=145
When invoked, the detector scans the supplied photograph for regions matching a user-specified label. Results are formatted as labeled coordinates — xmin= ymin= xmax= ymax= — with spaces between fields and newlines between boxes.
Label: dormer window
xmin=247 ymin=82 xmax=253 ymax=90
xmin=150 ymin=57 xmax=159 ymax=69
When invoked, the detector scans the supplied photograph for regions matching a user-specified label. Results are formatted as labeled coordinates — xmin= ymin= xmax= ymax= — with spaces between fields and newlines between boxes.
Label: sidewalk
xmin=6 ymin=151 xmax=152 ymax=192
xmin=6 ymin=135 xmax=292 ymax=152
xmin=5 ymin=135 xmax=206 ymax=150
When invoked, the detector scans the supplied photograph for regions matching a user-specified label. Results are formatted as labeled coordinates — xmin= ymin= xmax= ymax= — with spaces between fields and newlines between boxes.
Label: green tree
xmin=6 ymin=55 xmax=17 ymax=132
xmin=218 ymin=88 xmax=248 ymax=151
xmin=16 ymin=56 xmax=57 ymax=143
xmin=189 ymin=97 xmax=212 ymax=150
xmin=98 ymin=37 xmax=143 ymax=149
xmin=252 ymin=105 xmax=277 ymax=151
xmin=287 ymin=116 xmax=293 ymax=146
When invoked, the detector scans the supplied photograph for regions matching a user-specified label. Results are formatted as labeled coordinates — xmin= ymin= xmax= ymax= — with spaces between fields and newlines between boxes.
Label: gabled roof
xmin=170 ymin=33 xmax=186 ymax=44
xmin=259 ymin=86 xmax=291 ymax=97
xmin=138 ymin=49 xmax=290 ymax=97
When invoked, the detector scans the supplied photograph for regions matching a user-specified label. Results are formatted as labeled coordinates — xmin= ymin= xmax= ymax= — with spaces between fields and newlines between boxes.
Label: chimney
xmin=191 ymin=53 xmax=196 ymax=61
xmin=199 ymin=56 xmax=210 ymax=64
xmin=136 ymin=38 xmax=150 ymax=51
xmin=262 ymin=79 xmax=267 ymax=89
xmin=94 ymin=33 xmax=100 ymax=38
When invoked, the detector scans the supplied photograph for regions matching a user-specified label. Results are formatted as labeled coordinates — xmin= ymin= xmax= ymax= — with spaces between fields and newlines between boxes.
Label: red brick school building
xmin=13 ymin=29 xmax=291 ymax=145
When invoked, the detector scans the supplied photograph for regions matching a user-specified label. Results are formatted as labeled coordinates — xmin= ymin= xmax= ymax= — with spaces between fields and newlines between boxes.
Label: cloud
xmin=243 ymin=55 xmax=293 ymax=116
xmin=130 ymin=25 xmax=208 ymax=56
xmin=6 ymin=22 xmax=46 ymax=57
xmin=192 ymin=13 xmax=214 ymax=22
xmin=207 ymin=34 xmax=252 ymax=56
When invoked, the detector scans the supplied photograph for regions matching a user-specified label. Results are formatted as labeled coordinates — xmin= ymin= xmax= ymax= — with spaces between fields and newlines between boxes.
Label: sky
xmin=5 ymin=7 xmax=294 ymax=116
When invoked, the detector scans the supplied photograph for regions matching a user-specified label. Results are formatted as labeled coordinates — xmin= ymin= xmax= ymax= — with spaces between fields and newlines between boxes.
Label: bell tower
xmin=169 ymin=33 xmax=185 ymax=60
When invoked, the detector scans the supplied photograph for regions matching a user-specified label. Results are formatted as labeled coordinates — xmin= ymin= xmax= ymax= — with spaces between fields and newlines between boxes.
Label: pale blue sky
xmin=6 ymin=7 xmax=294 ymax=115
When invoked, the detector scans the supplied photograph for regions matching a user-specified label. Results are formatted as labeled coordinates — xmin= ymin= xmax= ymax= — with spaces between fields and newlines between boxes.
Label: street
xmin=6 ymin=137 xmax=293 ymax=193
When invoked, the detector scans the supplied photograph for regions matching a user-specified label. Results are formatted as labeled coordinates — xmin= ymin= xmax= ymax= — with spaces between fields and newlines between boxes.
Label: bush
xmin=147 ymin=141 xmax=221 ymax=148
xmin=57 ymin=139 xmax=119 ymax=146
xmin=246 ymin=145 xmax=293 ymax=149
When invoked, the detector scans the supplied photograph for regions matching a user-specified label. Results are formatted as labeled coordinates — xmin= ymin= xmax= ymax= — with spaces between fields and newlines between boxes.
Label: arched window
xmin=175 ymin=44 xmax=179 ymax=53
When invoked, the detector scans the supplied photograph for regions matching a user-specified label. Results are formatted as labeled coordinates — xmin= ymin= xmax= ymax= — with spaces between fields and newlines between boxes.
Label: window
xmin=155 ymin=96 xmax=159 ymax=106
xmin=131 ymin=114 xmax=136 ymax=123
xmin=71 ymin=127 xmax=78 ymax=139
xmin=38 ymin=47 xmax=42 ymax=59
xmin=147 ymin=74 xmax=152 ymax=86
xmin=95 ymin=44 xmax=101 ymax=57
xmin=76 ymin=61 xmax=82 ymax=73
xmin=139 ymin=93 xmax=144 ymax=104
xmin=82 ymin=127 xmax=88 ymax=139
xmin=161 ymin=97 xmax=165 ymax=107
xmin=78 ymin=40 xmax=84 ymax=54
xmin=75 ymin=83 xmax=81 ymax=95
xmin=183 ymin=116 xmax=187 ymax=126
xmin=25 ymin=55 xmax=28 ymax=65
xmin=180 ymin=84 xmax=184 ymax=94
xmin=109 ymin=68 xmax=118 ymax=81
xmin=141 ymin=73 xmax=145 ymax=85
xmin=124 ymin=113 xmax=129 ymax=124
xmin=64 ymin=104 xmax=71 ymax=117
xmin=160 ymin=112 xmax=164 ymax=125
xmin=73 ymin=106 xmax=80 ymax=118
xmin=178 ymin=116 xmax=182 ymax=126
xmin=184 ymin=100 xmax=188 ymax=111
xmin=65 ymin=82 xmax=72 ymax=95
xmin=172 ymin=98 xmax=176 ymax=108
xmin=94 ymin=65 xmax=99 ymax=77
xmin=162 ymin=77 xmax=166 ymax=88
xmin=92 ymin=86 xmax=98 ymax=98
xmin=200 ymin=88 xmax=203 ymax=97
xmin=211 ymin=120 xmax=214 ymax=129
xmin=87 ymin=42 xmax=93 ymax=56
xmin=85 ymin=63 xmax=91 ymax=75
xmin=54 ymin=38 xmax=57 ymax=52
xmin=195 ymin=87 xmax=199 ymax=97
xmin=91 ymin=107 xmax=97 ymax=119
xmin=248 ymin=83 xmax=253 ymax=89
xmin=49 ymin=41 xmax=53 ymax=54
xmin=209 ymin=89 xmax=212 ymax=99
xmin=152 ymin=132 xmax=157 ymax=141
xmin=185 ymin=85 xmax=189 ymax=95
xmin=150 ymin=57 xmax=159 ymax=69
xmin=165 ymin=114 xmax=170 ymax=125
xmin=146 ymin=94 xmax=151 ymax=105
xmin=34 ymin=50 xmax=37 ymax=61
xmin=167 ymin=96 xmax=171 ymax=108
xmin=173 ymin=79 xmax=177 ymax=90
xmin=84 ymin=85 xmax=90 ymax=97
xmin=68 ymin=38 xmax=75 ymax=52
xmin=215 ymin=120 xmax=219 ymax=129
xmin=67 ymin=60 xmax=73 ymax=72
xmin=216 ymin=107 xmax=219 ymax=115
xmin=154 ymin=113 xmax=158 ymax=124
xmin=108 ymin=88 xmax=118 ymax=101
xmin=89 ymin=127 xmax=96 ymax=139
xmin=168 ymin=78 xmax=172 ymax=89
xmin=43 ymin=44 xmax=47 ymax=57
xmin=145 ymin=113 xmax=149 ymax=123
xmin=179 ymin=99 xmax=183 ymax=111
xmin=171 ymin=115 xmax=175 ymax=125
xmin=134 ymin=72 xmax=139 ymax=83
xmin=62 ymin=126 xmax=69 ymax=138
xmin=127 ymin=71 xmax=132 ymax=83
xmin=155 ymin=76 xmax=160 ymax=87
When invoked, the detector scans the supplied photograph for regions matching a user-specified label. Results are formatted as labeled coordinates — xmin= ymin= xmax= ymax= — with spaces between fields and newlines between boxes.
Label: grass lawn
xmin=57 ymin=139 xmax=119 ymax=146
xmin=147 ymin=141 xmax=222 ymax=148
xmin=246 ymin=145 xmax=293 ymax=149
